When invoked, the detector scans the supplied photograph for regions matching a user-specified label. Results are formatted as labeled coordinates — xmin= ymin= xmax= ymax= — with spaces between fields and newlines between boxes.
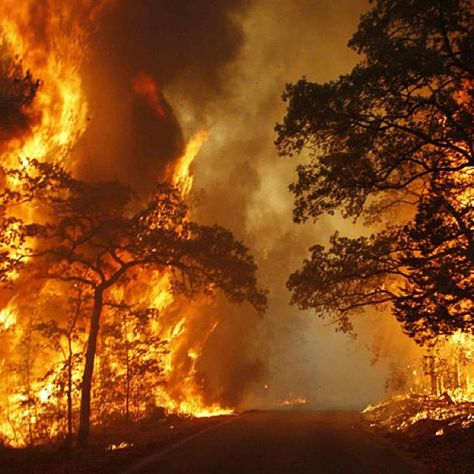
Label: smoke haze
xmin=7 ymin=0 xmax=422 ymax=411
xmin=166 ymin=0 xmax=420 ymax=409
xmin=75 ymin=0 xmax=250 ymax=194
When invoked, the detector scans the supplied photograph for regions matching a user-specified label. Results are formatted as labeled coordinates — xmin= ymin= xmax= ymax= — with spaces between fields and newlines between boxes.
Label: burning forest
xmin=0 ymin=1 xmax=473 ymax=473
xmin=0 ymin=0 xmax=267 ymax=450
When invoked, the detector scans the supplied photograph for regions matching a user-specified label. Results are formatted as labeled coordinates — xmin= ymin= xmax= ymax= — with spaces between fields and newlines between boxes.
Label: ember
xmin=278 ymin=398 xmax=309 ymax=407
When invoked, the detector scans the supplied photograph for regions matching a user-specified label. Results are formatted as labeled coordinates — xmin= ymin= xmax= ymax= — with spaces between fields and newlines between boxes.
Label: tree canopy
xmin=9 ymin=160 xmax=267 ymax=311
xmin=1 ymin=159 xmax=267 ymax=445
xmin=276 ymin=0 xmax=473 ymax=344
xmin=0 ymin=42 xmax=40 ymax=141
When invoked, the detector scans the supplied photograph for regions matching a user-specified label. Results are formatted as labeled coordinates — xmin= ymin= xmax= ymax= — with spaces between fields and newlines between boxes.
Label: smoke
xmin=1 ymin=0 xmax=423 ymax=414
xmin=75 ymin=0 xmax=250 ymax=194
xmin=178 ymin=0 xmax=422 ymax=409
xmin=78 ymin=0 xmax=416 ymax=410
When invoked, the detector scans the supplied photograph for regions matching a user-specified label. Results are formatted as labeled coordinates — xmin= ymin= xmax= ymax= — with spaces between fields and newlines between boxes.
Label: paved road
xmin=126 ymin=410 xmax=427 ymax=474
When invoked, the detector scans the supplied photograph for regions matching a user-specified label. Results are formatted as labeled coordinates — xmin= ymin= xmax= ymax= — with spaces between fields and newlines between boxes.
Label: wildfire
xmin=363 ymin=394 xmax=474 ymax=433
xmin=365 ymin=330 xmax=474 ymax=437
xmin=0 ymin=1 xmax=88 ymax=169
xmin=0 ymin=1 xmax=230 ymax=448
xmin=278 ymin=398 xmax=309 ymax=407
xmin=0 ymin=303 xmax=17 ymax=331
xmin=170 ymin=130 xmax=209 ymax=197
xmin=140 ymin=130 xmax=233 ymax=419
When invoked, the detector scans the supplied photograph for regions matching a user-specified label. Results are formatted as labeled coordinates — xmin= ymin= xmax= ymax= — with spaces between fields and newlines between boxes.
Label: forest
xmin=0 ymin=1 xmax=472 ymax=473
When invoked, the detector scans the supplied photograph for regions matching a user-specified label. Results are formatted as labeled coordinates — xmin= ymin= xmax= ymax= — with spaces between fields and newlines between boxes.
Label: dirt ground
xmin=362 ymin=395 xmax=474 ymax=474
xmin=0 ymin=414 xmax=233 ymax=474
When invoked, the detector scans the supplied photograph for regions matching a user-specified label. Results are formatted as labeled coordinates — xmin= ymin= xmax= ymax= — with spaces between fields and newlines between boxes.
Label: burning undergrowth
xmin=363 ymin=394 xmax=474 ymax=434
xmin=362 ymin=331 xmax=474 ymax=473
xmin=363 ymin=395 xmax=474 ymax=474
xmin=0 ymin=0 xmax=264 ymax=449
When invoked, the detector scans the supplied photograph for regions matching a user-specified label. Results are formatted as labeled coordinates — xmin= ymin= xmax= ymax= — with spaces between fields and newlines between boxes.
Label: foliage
xmin=276 ymin=0 xmax=473 ymax=343
xmin=96 ymin=305 xmax=166 ymax=422
xmin=0 ymin=41 xmax=40 ymax=140
xmin=2 ymin=159 xmax=267 ymax=446
xmin=8 ymin=159 xmax=267 ymax=312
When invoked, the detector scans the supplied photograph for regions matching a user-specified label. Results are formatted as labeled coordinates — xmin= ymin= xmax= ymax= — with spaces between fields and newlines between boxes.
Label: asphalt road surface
xmin=126 ymin=410 xmax=427 ymax=474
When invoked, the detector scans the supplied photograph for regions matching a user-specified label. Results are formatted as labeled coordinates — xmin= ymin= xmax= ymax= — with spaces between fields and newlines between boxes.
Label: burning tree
xmin=0 ymin=41 xmax=40 ymax=142
xmin=276 ymin=0 xmax=473 ymax=344
xmin=2 ymin=160 xmax=267 ymax=446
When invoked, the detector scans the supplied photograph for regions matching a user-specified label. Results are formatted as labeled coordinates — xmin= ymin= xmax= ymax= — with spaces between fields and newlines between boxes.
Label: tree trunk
xmin=25 ymin=324 xmax=34 ymax=446
xmin=65 ymin=336 xmax=73 ymax=449
xmin=77 ymin=287 xmax=103 ymax=447
xmin=123 ymin=315 xmax=131 ymax=427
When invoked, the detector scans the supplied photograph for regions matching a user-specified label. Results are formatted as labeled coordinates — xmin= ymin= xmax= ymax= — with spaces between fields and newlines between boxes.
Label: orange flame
xmin=0 ymin=1 xmax=89 ymax=168
xmin=132 ymin=72 xmax=167 ymax=119
xmin=171 ymin=130 xmax=209 ymax=197
xmin=0 ymin=2 xmax=231 ymax=448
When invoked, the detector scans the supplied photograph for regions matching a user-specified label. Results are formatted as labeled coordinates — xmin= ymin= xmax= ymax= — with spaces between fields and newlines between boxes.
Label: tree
xmin=276 ymin=0 xmax=473 ymax=343
xmin=0 ymin=46 xmax=39 ymax=288
xmin=6 ymin=160 xmax=267 ymax=446
xmin=96 ymin=303 xmax=165 ymax=427
xmin=0 ymin=41 xmax=40 ymax=141
xmin=34 ymin=284 xmax=88 ymax=448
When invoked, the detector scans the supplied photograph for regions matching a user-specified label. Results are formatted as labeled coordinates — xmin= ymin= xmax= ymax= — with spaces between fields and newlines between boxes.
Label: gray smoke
xmin=76 ymin=0 xmax=419 ymax=410
xmin=76 ymin=0 xmax=250 ymax=193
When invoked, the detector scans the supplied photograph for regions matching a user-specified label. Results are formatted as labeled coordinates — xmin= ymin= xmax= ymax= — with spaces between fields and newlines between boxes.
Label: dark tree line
xmin=277 ymin=0 xmax=473 ymax=343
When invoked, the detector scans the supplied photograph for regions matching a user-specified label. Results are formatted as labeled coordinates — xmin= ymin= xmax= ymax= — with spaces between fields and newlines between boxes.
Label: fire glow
xmin=0 ymin=0 xmax=232 ymax=447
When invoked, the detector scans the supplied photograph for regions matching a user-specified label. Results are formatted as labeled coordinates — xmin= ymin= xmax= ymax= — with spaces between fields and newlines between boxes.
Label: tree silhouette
xmin=0 ymin=188 xmax=26 ymax=288
xmin=97 ymin=303 xmax=165 ymax=427
xmin=5 ymin=160 xmax=267 ymax=446
xmin=277 ymin=0 xmax=473 ymax=343
xmin=0 ymin=42 xmax=40 ymax=141
xmin=34 ymin=284 xmax=87 ymax=448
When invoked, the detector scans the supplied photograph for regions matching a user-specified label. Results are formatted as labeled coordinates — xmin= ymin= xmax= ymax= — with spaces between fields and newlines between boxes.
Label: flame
xmin=0 ymin=2 xmax=95 ymax=446
xmin=171 ymin=130 xmax=209 ymax=197
xmin=0 ymin=303 xmax=17 ymax=331
xmin=106 ymin=441 xmax=134 ymax=451
xmin=146 ymin=129 xmax=233 ymax=419
xmin=0 ymin=1 xmax=89 ymax=168
xmin=278 ymin=397 xmax=309 ymax=407
xmin=155 ymin=307 xmax=233 ymax=418
xmin=0 ymin=2 xmax=227 ymax=448
xmin=133 ymin=72 xmax=167 ymax=119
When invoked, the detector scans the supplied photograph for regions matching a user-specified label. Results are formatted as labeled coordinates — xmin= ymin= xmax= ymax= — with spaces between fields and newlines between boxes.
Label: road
xmin=126 ymin=410 xmax=427 ymax=474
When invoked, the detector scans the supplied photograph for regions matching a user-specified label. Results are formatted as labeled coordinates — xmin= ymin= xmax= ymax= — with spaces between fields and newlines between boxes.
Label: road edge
xmin=122 ymin=414 xmax=247 ymax=474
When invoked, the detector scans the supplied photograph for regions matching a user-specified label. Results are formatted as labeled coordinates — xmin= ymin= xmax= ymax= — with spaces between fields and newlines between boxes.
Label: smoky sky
xmin=73 ymin=0 xmax=419 ymax=409
xmin=181 ymin=0 xmax=420 ymax=409
xmin=75 ymin=0 xmax=250 ymax=194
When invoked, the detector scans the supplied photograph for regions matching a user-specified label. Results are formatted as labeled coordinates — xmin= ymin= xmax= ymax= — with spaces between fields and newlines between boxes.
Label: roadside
xmin=0 ymin=414 xmax=236 ymax=474
xmin=362 ymin=395 xmax=474 ymax=474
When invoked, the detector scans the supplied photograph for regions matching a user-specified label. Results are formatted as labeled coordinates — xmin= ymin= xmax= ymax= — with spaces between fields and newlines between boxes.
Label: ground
xmin=362 ymin=395 xmax=474 ymax=474
xmin=122 ymin=410 xmax=427 ymax=474
xmin=2 ymin=405 xmax=472 ymax=473
xmin=0 ymin=415 xmax=228 ymax=474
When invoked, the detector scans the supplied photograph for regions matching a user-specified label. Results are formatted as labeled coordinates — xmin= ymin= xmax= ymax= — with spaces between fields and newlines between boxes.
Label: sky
xmin=70 ymin=0 xmax=420 ymax=409
xmin=165 ymin=0 xmax=419 ymax=409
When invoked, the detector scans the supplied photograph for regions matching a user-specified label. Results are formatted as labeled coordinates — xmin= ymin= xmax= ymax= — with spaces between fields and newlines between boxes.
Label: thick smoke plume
xmin=76 ymin=0 xmax=250 ymax=194
xmin=78 ymin=0 xmax=420 ymax=410
xmin=181 ymin=0 xmax=421 ymax=409
xmin=1 ymin=0 xmax=423 ymax=415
